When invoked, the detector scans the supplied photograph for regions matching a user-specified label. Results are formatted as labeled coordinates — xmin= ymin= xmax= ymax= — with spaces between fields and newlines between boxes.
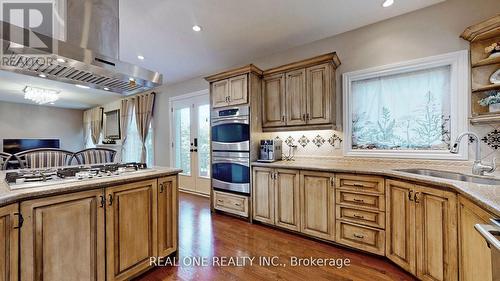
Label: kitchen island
xmin=0 ymin=165 xmax=181 ymax=281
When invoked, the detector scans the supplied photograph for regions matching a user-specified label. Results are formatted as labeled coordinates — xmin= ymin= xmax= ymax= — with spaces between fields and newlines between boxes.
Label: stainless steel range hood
xmin=0 ymin=0 xmax=163 ymax=95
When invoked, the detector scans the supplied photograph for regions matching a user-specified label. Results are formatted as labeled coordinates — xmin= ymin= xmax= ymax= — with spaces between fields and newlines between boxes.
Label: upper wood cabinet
xmin=385 ymin=180 xmax=458 ymax=281
xmin=157 ymin=176 xmax=178 ymax=258
xmin=106 ymin=180 xmax=158 ymax=281
xmin=262 ymin=73 xmax=286 ymax=127
xmin=261 ymin=53 xmax=340 ymax=131
xmin=458 ymin=195 xmax=494 ymax=281
xmin=205 ymin=64 xmax=263 ymax=109
xmin=0 ymin=203 xmax=18 ymax=281
xmin=20 ymin=189 xmax=106 ymax=281
xmin=299 ymin=170 xmax=335 ymax=241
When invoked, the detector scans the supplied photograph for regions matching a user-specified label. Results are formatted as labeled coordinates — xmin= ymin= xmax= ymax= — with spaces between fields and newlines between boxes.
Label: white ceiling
xmin=0 ymin=0 xmax=444 ymax=109
xmin=120 ymin=0 xmax=445 ymax=84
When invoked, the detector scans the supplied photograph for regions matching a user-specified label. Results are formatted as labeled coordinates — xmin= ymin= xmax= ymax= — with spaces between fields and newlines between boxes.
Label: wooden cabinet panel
xmin=458 ymin=196 xmax=493 ymax=281
xmin=213 ymin=191 xmax=249 ymax=217
xmin=252 ymin=167 xmax=274 ymax=223
xmin=275 ymin=169 xmax=300 ymax=231
xmin=157 ymin=176 xmax=178 ymax=258
xmin=306 ymin=63 xmax=331 ymax=125
xmin=415 ymin=185 xmax=458 ymax=281
xmin=386 ymin=180 xmax=416 ymax=275
xmin=262 ymin=74 xmax=286 ymax=127
xmin=336 ymin=221 xmax=385 ymax=255
xmin=336 ymin=174 xmax=385 ymax=194
xmin=285 ymin=69 xmax=307 ymax=126
xmin=336 ymin=205 xmax=385 ymax=229
xmin=299 ymin=171 xmax=335 ymax=241
xmin=0 ymin=204 xmax=18 ymax=281
xmin=106 ymin=180 xmax=157 ymax=281
xmin=20 ymin=190 xmax=105 ymax=281
xmin=336 ymin=190 xmax=385 ymax=211
xmin=228 ymin=74 xmax=248 ymax=106
xmin=212 ymin=79 xmax=229 ymax=108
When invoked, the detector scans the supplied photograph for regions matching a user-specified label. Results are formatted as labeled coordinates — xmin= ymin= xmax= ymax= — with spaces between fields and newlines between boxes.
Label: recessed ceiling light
xmin=192 ymin=25 xmax=202 ymax=32
xmin=75 ymin=84 xmax=90 ymax=89
xmin=382 ymin=0 xmax=394 ymax=7
xmin=38 ymin=74 xmax=46 ymax=78
xmin=103 ymin=87 xmax=110 ymax=91
xmin=56 ymin=58 xmax=65 ymax=63
xmin=137 ymin=55 xmax=145 ymax=60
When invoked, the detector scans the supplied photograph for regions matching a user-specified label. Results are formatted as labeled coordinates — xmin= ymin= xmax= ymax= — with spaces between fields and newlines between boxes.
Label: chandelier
xmin=23 ymin=86 xmax=60 ymax=105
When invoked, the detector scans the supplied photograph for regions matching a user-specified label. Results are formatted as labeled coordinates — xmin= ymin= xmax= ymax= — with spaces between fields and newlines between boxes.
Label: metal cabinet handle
xmin=99 ymin=195 xmax=105 ymax=208
xmin=306 ymin=113 xmax=310 ymax=120
xmin=414 ymin=192 xmax=420 ymax=203
xmin=159 ymin=183 xmax=164 ymax=193
xmin=408 ymin=190 xmax=414 ymax=201
xmin=13 ymin=212 xmax=23 ymax=229
xmin=353 ymin=214 xmax=365 ymax=219
xmin=302 ymin=114 xmax=306 ymax=121
xmin=108 ymin=194 xmax=113 ymax=206
xmin=353 ymin=233 xmax=364 ymax=239
xmin=353 ymin=183 xmax=364 ymax=188
xmin=353 ymin=198 xmax=365 ymax=203
xmin=330 ymin=177 xmax=335 ymax=186
xmin=234 ymin=203 xmax=241 ymax=207
xmin=217 ymin=199 xmax=223 ymax=203
xmin=281 ymin=115 xmax=285 ymax=122
xmin=228 ymin=96 xmax=231 ymax=102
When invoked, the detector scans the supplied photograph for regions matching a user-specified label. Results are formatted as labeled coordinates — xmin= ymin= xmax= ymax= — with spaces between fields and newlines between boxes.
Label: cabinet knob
xmin=353 ymin=233 xmax=364 ymax=239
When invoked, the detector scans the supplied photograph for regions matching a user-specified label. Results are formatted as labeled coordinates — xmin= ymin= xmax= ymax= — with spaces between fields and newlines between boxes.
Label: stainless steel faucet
xmin=450 ymin=132 xmax=496 ymax=176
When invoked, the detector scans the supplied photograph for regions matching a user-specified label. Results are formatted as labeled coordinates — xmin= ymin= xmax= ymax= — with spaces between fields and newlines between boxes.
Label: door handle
xmin=194 ymin=138 xmax=198 ymax=148
xmin=159 ymin=183 xmax=164 ymax=193
xmin=408 ymin=190 xmax=414 ymax=201
xmin=414 ymin=192 xmax=420 ymax=203
xmin=99 ymin=195 xmax=105 ymax=208
xmin=13 ymin=212 xmax=23 ymax=229
xmin=108 ymin=194 xmax=113 ymax=206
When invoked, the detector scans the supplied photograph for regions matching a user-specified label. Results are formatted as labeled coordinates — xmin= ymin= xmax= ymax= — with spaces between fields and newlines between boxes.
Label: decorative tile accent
xmin=481 ymin=129 xmax=500 ymax=150
xmin=298 ymin=135 xmax=310 ymax=147
xmin=328 ymin=134 xmax=342 ymax=147
xmin=285 ymin=136 xmax=294 ymax=147
xmin=275 ymin=136 xmax=281 ymax=141
xmin=312 ymin=135 xmax=325 ymax=147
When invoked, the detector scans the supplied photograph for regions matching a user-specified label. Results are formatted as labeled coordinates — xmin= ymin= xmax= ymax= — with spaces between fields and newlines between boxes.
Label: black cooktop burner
xmin=5 ymin=162 xmax=147 ymax=184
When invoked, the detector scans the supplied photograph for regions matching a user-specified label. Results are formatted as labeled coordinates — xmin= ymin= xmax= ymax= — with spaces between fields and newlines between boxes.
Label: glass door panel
xmin=198 ymin=104 xmax=210 ymax=178
xmin=174 ymin=107 xmax=191 ymax=176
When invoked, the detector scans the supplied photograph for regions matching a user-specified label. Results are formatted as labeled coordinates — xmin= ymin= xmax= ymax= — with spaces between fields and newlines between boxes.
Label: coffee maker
xmin=258 ymin=139 xmax=282 ymax=162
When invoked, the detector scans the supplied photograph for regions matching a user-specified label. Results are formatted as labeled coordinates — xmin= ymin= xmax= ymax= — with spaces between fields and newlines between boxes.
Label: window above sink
xmin=343 ymin=50 xmax=469 ymax=160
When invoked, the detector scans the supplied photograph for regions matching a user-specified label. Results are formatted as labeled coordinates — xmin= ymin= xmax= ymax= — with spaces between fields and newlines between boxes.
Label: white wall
xmin=0 ymin=101 xmax=84 ymax=152
xmin=152 ymin=0 xmax=500 ymax=166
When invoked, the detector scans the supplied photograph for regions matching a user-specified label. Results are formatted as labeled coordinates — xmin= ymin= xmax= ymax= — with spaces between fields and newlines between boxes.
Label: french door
xmin=171 ymin=93 xmax=210 ymax=195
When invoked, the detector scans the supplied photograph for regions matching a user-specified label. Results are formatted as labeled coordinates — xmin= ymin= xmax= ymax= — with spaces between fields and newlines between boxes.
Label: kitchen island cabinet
xmin=0 ymin=203 xmax=18 ymax=281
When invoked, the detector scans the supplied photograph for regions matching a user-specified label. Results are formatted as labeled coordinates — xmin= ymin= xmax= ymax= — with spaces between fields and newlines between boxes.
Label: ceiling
xmin=0 ymin=0 xmax=445 ymax=109
xmin=120 ymin=0 xmax=445 ymax=84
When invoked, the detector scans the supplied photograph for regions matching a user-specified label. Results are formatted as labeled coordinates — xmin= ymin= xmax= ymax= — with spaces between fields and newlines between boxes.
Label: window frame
xmin=342 ymin=50 xmax=469 ymax=160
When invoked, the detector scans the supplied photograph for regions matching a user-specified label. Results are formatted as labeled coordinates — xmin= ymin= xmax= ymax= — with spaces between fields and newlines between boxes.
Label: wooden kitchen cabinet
xmin=20 ymin=189 xmax=105 ymax=281
xmin=275 ymin=169 xmax=300 ymax=231
xmin=210 ymin=74 xmax=248 ymax=108
xmin=0 ymin=203 xmax=18 ymax=281
xmin=157 ymin=176 xmax=178 ymax=257
xmin=386 ymin=180 xmax=458 ymax=281
xmin=252 ymin=167 xmax=275 ymax=224
xmin=262 ymin=73 xmax=286 ymax=127
xmin=299 ymin=170 xmax=335 ymax=241
xmin=458 ymin=196 xmax=493 ymax=281
xmin=305 ymin=63 xmax=332 ymax=125
xmin=211 ymin=79 xmax=229 ymax=108
xmin=285 ymin=69 xmax=307 ymax=126
xmin=106 ymin=179 xmax=158 ymax=281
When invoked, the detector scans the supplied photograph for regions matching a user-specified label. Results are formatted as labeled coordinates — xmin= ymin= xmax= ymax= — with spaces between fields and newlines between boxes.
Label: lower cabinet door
xmin=275 ymin=169 xmax=300 ymax=231
xmin=414 ymin=185 xmax=458 ymax=281
xmin=106 ymin=180 xmax=158 ymax=281
xmin=20 ymin=189 xmax=105 ymax=281
xmin=252 ymin=167 xmax=275 ymax=224
xmin=157 ymin=176 xmax=178 ymax=257
xmin=385 ymin=179 xmax=416 ymax=275
xmin=0 ymin=204 xmax=18 ymax=281
xmin=299 ymin=171 xmax=335 ymax=241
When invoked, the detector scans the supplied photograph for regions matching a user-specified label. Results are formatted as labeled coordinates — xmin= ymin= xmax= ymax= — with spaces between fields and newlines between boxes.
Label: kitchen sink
xmin=395 ymin=169 xmax=500 ymax=185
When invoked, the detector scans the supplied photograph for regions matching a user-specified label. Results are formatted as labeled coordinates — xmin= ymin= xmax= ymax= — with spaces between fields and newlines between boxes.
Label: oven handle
xmin=212 ymin=158 xmax=250 ymax=167
xmin=211 ymin=118 xmax=249 ymax=125
xmin=475 ymin=223 xmax=500 ymax=250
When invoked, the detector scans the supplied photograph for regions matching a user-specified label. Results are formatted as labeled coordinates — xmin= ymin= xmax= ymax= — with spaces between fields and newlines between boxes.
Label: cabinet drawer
xmin=336 ymin=174 xmax=384 ymax=194
xmin=336 ymin=221 xmax=385 ymax=255
xmin=336 ymin=205 xmax=385 ymax=229
xmin=213 ymin=191 xmax=249 ymax=217
xmin=336 ymin=190 xmax=385 ymax=211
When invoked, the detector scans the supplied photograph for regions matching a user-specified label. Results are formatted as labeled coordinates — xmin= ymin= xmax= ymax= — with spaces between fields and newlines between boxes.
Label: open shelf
xmin=470 ymin=114 xmax=500 ymax=125
xmin=472 ymin=83 xmax=500 ymax=93
xmin=472 ymin=56 xmax=500 ymax=67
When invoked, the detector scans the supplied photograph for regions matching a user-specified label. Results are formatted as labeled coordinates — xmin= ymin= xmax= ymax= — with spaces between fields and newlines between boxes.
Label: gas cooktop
xmin=5 ymin=163 xmax=149 ymax=190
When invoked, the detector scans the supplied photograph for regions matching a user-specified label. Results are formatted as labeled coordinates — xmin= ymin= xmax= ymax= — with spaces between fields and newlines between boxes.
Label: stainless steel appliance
xmin=211 ymin=106 xmax=250 ymax=151
xmin=258 ymin=139 xmax=282 ymax=162
xmin=0 ymin=0 xmax=162 ymax=95
xmin=475 ymin=218 xmax=500 ymax=280
xmin=212 ymin=151 xmax=250 ymax=194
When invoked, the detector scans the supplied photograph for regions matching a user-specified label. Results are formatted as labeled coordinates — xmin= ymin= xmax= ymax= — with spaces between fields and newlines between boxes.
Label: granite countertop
xmin=0 ymin=166 xmax=182 ymax=207
xmin=252 ymin=159 xmax=500 ymax=217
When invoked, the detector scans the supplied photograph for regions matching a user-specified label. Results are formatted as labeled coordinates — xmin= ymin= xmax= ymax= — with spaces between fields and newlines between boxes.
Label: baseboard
xmin=179 ymin=188 xmax=210 ymax=198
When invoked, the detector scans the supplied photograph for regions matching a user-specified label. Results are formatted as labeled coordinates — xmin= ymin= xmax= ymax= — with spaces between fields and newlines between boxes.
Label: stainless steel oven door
xmin=211 ymin=117 xmax=250 ymax=151
xmin=212 ymin=152 xmax=250 ymax=194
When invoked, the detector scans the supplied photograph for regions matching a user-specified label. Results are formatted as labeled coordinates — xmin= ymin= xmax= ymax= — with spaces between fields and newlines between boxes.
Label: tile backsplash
xmin=257 ymin=125 xmax=500 ymax=164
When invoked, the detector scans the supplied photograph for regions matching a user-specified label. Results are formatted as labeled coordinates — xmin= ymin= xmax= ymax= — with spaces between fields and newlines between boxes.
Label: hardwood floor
xmin=137 ymin=192 xmax=416 ymax=281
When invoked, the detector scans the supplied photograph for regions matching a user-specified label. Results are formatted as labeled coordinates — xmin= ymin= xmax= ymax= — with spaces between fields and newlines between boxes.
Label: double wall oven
xmin=211 ymin=105 xmax=250 ymax=195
